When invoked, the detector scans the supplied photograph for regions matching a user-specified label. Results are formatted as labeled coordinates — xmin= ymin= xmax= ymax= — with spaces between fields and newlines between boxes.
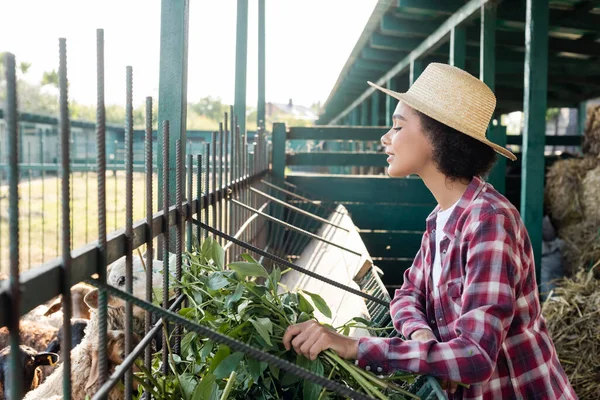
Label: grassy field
xmin=0 ymin=172 xmax=159 ymax=273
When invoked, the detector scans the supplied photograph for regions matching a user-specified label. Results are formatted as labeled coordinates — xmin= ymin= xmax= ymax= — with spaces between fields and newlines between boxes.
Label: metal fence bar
xmin=196 ymin=154 xmax=202 ymax=243
xmin=95 ymin=28 xmax=110 ymax=389
xmin=143 ymin=96 xmax=154 ymax=391
xmin=231 ymin=199 xmax=362 ymax=256
xmin=58 ymin=37 xmax=74 ymax=400
xmin=27 ymin=142 xmax=32 ymax=268
xmin=203 ymin=143 xmax=210 ymax=240
xmin=5 ymin=50 xmax=23 ymax=400
xmin=161 ymin=120 xmax=170 ymax=375
xmin=218 ymin=123 xmax=224 ymax=246
xmin=187 ymin=154 xmax=193 ymax=253
xmin=174 ymin=140 xmax=183 ymax=354
xmin=211 ymin=131 xmax=217 ymax=241
xmin=223 ymin=114 xmax=229 ymax=263
xmin=124 ymin=65 xmax=134 ymax=399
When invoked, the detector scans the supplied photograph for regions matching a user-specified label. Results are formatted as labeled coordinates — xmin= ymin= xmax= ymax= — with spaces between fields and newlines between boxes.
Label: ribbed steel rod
xmin=41 ymin=130 xmax=46 ymax=262
xmin=143 ymin=96 xmax=154 ymax=387
xmin=95 ymin=28 xmax=109 ymax=389
xmin=211 ymin=132 xmax=217 ymax=239
xmin=196 ymin=154 xmax=202 ymax=243
xmin=59 ymin=37 xmax=73 ymax=400
xmin=231 ymin=199 xmax=362 ymax=256
xmin=228 ymin=110 xmax=234 ymax=255
xmin=187 ymin=154 xmax=193 ymax=253
xmin=27 ymin=142 xmax=32 ymax=268
xmin=174 ymin=139 xmax=183 ymax=354
xmin=223 ymin=115 xmax=229 ymax=263
xmin=5 ymin=51 xmax=23 ymax=400
xmin=124 ymin=65 xmax=134 ymax=399
xmin=203 ymin=144 xmax=210 ymax=239
xmin=249 ymin=187 xmax=348 ymax=232
xmin=218 ymin=124 xmax=224 ymax=244
xmin=161 ymin=120 xmax=170 ymax=375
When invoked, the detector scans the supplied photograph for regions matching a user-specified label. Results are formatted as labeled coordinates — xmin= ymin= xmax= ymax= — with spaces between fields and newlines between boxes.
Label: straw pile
xmin=558 ymin=221 xmax=600 ymax=276
xmin=581 ymin=164 xmax=600 ymax=225
xmin=543 ymin=267 xmax=600 ymax=399
xmin=545 ymin=157 xmax=597 ymax=228
xmin=583 ymin=105 xmax=600 ymax=156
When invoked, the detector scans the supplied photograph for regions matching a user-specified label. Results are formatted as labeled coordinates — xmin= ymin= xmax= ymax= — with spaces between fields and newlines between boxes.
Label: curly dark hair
xmin=415 ymin=110 xmax=497 ymax=180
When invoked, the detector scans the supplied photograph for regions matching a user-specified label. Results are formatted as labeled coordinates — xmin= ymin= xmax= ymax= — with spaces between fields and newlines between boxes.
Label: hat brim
xmin=367 ymin=81 xmax=517 ymax=161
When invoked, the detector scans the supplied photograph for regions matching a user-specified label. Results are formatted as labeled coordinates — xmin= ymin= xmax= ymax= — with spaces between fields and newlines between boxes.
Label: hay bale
xmin=583 ymin=105 xmax=600 ymax=157
xmin=582 ymin=164 xmax=600 ymax=225
xmin=543 ymin=268 xmax=600 ymax=399
xmin=558 ymin=221 xmax=600 ymax=276
xmin=545 ymin=157 xmax=598 ymax=228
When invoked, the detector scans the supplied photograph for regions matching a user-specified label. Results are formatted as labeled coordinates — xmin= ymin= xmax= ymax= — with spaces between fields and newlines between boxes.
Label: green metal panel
xmin=480 ymin=2 xmax=496 ymax=90
xmin=288 ymin=126 xmax=386 ymax=140
xmin=362 ymin=47 xmax=408 ymax=63
xmin=371 ymin=34 xmax=423 ymax=52
xmin=362 ymin=231 xmax=424 ymax=258
xmin=157 ymin=0 xmax=189 ymax=210
xmin=374 ymin=259 xmax=414 ymax=286
xmin=579 ymin=101 xmax=587 ymax=136
xmin=380 ymin=14 xmax=439 ymax=36
xmin=398 ymin=0 xmax=463 ymax=15
xmin=272 ymin=123 xmax=286 ymax=179
xmin=235 ymin=0 xmax=249 ymax=135
xmin=450 ymin=26 xmax=466 ymax=69
xmin=521 ymin=0 xmax=549 ymax=285
xmin=371 ymin=91 xmax=381 ymax=126
xmin=287 ymin=152 xmax=387 ymax=167
xmin=257 ymin=0 xmax=265 ymax=126
xmin=346 ymin=203 xmax=431 ymax=231
xmin=410 ymin=59 xmax=424 ymax=85
xmin=286 ymin=175 xmax=435 ymax=204
xmin=351 ymin=108 xmax=360 ymax=126
xmin=487 ymin=125 xmax=507 ymax=194
xmin=386 ymin=78 xmax=397 ymax=126
xmin=360 ymin=100 xmax=369 ymax=126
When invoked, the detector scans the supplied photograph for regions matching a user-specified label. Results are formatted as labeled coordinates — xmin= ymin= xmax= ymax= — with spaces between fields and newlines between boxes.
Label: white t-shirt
xmin=433 ymin=201 xmax=458 ymax=293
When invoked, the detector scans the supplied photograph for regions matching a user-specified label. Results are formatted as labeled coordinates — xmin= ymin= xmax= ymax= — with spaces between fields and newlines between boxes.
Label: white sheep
xmin=23 ymin=252 xmax=174 ymax=400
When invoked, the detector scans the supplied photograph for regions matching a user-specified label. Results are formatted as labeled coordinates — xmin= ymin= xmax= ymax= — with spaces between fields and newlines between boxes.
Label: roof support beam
xmin=396 ymin=0 xmax=464 ymax=15
xmin=409 ymin=58 xmax=424 ymax=85
xmin=521 ymin=0 xmax=548 ymax=285
xmin=450 ymin=26 xmax=466 ymax=69
xmin=330 ymin=0 xmax=490 ymax=125
xmin=380 ymin=14 xmax=439 ymax=36
xmin=370 ymin=33 xmax=423 ymax=51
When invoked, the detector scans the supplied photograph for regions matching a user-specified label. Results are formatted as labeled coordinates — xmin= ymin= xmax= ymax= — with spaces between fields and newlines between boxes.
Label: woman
xmin=283 ymin=63 xmax=576 ymax=399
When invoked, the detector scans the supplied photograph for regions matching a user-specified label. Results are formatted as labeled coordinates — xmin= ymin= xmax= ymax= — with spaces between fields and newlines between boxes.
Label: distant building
xmin=266 ymin=99 xmax=319 ymax=122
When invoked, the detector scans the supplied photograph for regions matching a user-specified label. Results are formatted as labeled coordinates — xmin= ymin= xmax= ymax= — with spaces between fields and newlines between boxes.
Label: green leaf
xmin=228 ymin=261 xmax=269 ymax=279
xmin=297 ymin=312 xmax=311 ymax=323
xmin=213 ymin=352 xmax=244 ymax=379
xmin=181 ymin=332 xmax=197 ymax=358
xmin=297 ymin=293 xmax=314 ymax=314
xmin=192 ymin=373 xmax=217 ymax=400
xmin=269 ymin=267 xmax=281 ymax=291
xmin=352 ymin=317 xmax=377 ymax=327
xmin=301 ymin=290 xmax=332 ymax=318
xmin=297 ymin=355 xmax=324 ymax=400
xmin=209 ymin=239 xmax=225 ymax=269
xmin=209 ymin=345 xmax=230 ymax=373
xmin=240 ymin=253 xmax=259 ymax=263
xmin=179 ymin=373 xmax=198 ymax=399
xmin=249 ymin=318 xmax=273 ymax=346
xmin=246 ymin=357 xmax=262 ymax=382
xmin=280 ymin=371 xmax=302 ymax=386
xmin=225 ymin=283 xmax=245 ymax=308
xmin=193 ymin=291 xmax=203 ymax=305
xmin=207 ymin=272 xmax=230 ymax=291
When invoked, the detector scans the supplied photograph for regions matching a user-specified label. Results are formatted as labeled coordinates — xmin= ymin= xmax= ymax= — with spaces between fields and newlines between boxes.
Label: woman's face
xmin=381 ymin=101 xmax=433 ymax=178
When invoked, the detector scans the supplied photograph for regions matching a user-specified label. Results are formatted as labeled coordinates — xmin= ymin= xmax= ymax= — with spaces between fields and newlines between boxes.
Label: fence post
xmin=257 ymin=0 xmax=266 ymax=127
xmin=235 ymin=0 xmax=249 ymax=136
xmin=157 ymin=0 xmax=189 ymax=232
xmin=272 ymin=122 xmax=286 ymax=180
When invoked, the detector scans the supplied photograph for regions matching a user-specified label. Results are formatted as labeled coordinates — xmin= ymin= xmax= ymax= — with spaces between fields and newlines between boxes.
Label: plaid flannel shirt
xmin=357 ymin=176 xmax=577 ymax=400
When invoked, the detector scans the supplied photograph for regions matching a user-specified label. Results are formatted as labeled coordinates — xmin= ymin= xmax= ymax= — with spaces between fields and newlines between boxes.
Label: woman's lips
xmin=386 ymin=154 xmax=394 ymax=163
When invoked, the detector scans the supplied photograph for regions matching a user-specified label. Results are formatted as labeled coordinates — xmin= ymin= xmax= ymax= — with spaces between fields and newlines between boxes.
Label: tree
xmin=41 ymin=69 xmax=59 ymax=88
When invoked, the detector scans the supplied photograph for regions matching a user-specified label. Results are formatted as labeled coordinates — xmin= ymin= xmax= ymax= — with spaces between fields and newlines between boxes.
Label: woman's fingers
xmin=283 ymin=320 xmax=319 ymax=352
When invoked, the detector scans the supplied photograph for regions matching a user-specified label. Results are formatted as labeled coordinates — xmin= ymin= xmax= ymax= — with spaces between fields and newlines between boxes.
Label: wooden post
xmin=157 ymin=0 xmax=189 ymax=212
xmin=272 ymin=123 xmax=286 ymax=180
xmin=257 ymin=0 xmax=266 ymax=127
xmin=371 ymin=91 xmax=380 ymax=126
xmin=521 ymin=0 xmax=549 ymax=285
xmin=410 ymin=59 xmax=424 ymax=86
xmin=450 ymin=26 xmax=466 ymax=69
xmin=235 ymin=0 xmax=249 ymax=135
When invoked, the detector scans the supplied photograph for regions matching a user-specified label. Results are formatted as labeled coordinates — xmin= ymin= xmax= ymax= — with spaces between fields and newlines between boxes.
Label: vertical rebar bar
xmin=223 ymin=114 xmax=229 ymax=263
xmin=96 ymin=28 xmax=109 ymax=389
xmin=211 ymin=132 xmax=217 ymax=238
xmin=203 ymin=143 xmax=209 ymax=240
xmin=218 ymin=125 xmax=223 ymax=244
xmin=161 ymin=120 xmax=170 ymax=375
xmin=174 ymin=140 xmax=183 ymax=353
xmin=86 ymin=130 xmax=89 ymax=244
xmin=70 ymin=136 xmax=74 ymax=249
xmin=56 ymin=142 xmax=59 ymax=258
xmin=143 ymin=96 xmax=154 ymax=388
xmin=5 ymin=51 xmax=23 ymax=400
xmin=124 ymin=65 xmax=134 ymax=400
xmin=41 ymin=130 xmax=45 ymax=263
xmin=228 ymin=111 xmax=234 ymax=254
xmin=187 ymin=154 xmax=193 ymax=253
xmin=196 ymin=154 xmax=202 ymax=244
xmin=28 ymin=141 xmax=32 ymax=268
xmin=114 ymin=140 xmax=118 ymax=231
xmin=59 ymin=37 xmax=73 ymax=400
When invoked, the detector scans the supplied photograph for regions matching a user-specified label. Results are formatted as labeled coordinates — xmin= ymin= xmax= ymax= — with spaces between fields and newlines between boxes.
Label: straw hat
xmin=368 ymin=63 xmax=517 ymax=161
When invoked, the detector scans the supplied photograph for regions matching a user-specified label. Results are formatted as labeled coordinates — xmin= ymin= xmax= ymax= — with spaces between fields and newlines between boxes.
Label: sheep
xmin=0 ymin=344 xmax=59 ymax=399
xmin=0 ymin=321 xmax=58 ymax=353
xmin=44 ymin=319 xmax=89 ymax=355
xmin=23 ymin=253 xmax=172 ymax=400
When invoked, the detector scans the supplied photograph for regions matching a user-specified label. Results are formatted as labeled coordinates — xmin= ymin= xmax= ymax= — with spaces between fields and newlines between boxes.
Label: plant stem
xmin=220 ymin=370 xmax=237 ymax=400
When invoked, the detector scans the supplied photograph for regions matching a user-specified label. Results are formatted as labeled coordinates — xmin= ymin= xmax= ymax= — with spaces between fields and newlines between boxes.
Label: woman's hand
xmin=283 ymin=320 xmax=359 ymax=361
xmin=410 ymin=329 xmax=458 ymax=394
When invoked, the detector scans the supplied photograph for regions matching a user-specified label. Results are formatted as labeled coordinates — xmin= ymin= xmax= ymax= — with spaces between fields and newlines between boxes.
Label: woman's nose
xmin=381 ymin=130 xmax=391 ymax=146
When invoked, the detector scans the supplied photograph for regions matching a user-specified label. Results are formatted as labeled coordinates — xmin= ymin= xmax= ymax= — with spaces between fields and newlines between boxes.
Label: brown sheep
xmin=0 ymin=345 xmax=59 ymax=399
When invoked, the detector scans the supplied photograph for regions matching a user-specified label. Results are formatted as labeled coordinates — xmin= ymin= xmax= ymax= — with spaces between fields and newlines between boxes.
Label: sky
xmin=0 ymin=0 xmax=378 ymax=109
